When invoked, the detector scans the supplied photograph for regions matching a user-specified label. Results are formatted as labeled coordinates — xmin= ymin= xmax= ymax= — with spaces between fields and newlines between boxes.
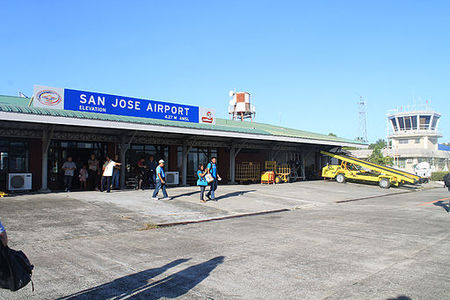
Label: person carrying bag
xmin=0 ymin=237 xmax=34 ymax=292
xmin=197 ymin=164 xmax=208 ymax=203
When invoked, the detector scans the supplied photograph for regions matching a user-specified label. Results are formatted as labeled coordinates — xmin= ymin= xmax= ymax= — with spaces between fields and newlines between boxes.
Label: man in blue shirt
xmin=0 ymin=219 xmax=7 ymax=247
xmin=152 ymin=160 xmax=170 ymax=200
xmin=206 ymin=157 xmax=221 ymax=200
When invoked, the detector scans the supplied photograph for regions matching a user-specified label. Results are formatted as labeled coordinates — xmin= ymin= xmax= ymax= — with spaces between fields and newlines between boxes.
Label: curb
xmin=156 ymin=208 xmax=291 ymax=227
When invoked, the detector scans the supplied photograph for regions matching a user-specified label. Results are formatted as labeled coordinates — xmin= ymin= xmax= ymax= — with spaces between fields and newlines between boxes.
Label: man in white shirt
xmin=101 ymin=156 xmax=121 ymax=193
xmin=62 ymin=156 xmax=77 ymax=192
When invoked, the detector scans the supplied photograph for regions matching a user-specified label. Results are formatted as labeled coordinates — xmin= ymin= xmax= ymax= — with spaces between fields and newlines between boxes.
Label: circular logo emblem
xmin=37 ymin=90 xmax=62 ymax=106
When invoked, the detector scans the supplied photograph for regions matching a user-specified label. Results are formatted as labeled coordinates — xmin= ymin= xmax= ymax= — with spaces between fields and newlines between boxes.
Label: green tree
xmin=368 ymin=147 xmax=384 ymax=164
xmin=369 ymin=138 xmax=386 ymax=149
xmin=328 ymin=133 xmax=337 ymax=137
xmin=368 ymin=138 xmax=393 ymax=166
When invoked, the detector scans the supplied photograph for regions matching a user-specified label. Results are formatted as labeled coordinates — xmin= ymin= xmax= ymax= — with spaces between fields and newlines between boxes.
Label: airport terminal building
xmin=0 ymin=86 xmax=366 ymax=192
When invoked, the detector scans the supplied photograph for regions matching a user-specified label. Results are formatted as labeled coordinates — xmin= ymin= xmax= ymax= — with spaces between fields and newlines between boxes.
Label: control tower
xmin=386 ymin=105 xmax=449 ymax=172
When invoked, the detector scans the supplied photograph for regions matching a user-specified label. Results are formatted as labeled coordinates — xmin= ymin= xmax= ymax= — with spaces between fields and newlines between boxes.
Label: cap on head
xmin=159 ymin=159 xmax=165 ymax=164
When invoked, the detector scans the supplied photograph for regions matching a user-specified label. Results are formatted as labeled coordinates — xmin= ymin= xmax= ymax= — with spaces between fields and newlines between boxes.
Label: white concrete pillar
xmin=229 ymin=147 xmax=236 ymax=184
xmin=300 ymin=151 xmax=306 ymax=179
xmin=119 ymin=144 xmax=127 ymax=189
xmin=40 ymin=129 xmax=52 ymax=192
xmin=182 ymin=144 xmax=188 ymax=186
xmin=119 ymin=133 xmax=135 ymax=189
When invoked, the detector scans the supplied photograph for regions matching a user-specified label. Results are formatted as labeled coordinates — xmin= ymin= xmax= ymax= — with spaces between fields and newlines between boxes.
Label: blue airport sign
xmin=33 ymin=85 xmax=216 ymax=124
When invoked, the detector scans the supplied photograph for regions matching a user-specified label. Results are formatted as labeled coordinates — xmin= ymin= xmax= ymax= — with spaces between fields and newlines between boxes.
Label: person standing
xmin=444 ymin=172 xmax=450 ymax=192
xmin=101 ymin=156 xmax=121 ymax=193
xmin=112 ymin=154 xmax=121 ymax=190
xmin=206 ymin=157 xmax=221 ymax=201
xmin=147 ymin=155 xmax=157 ymax=189
xmin=62 ymin=156 xmax=77 ymax=192
xmin=136 ymin=158 xmax=147 ymax=190
xmin=88 ymin=154 xmax=100 ymax=191
xmin=152 ymin=160 xmax=170 ymax=200
xmin=79 ymin=164 xmax=88 ymax=190
xmin=197 ymin=164 xmax=208 ymax=203
xmin=0 ymin=219 xmax=7 ymax=247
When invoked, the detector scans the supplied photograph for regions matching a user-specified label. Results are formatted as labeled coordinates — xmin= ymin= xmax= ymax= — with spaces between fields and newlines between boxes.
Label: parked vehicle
xmin=321 ymin=151 xmax=422 ymax=188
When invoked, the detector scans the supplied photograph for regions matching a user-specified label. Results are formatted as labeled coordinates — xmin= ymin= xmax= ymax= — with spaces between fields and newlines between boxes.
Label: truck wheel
xmin=336 ymin=174 xmax=345 ymax=183
xmin=379 ymin=178 xmax=391 ymax=189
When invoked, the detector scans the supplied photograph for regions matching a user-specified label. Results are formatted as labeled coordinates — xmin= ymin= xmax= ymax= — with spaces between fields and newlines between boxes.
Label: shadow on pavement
xmin=433 ymin=200 xmax=450 ymax=213
xmin=215 ymin=190 xmax=256 ymax=201
xmin=169 ymin=190 xmax=200 ymax=200
xmin=386 ymin=296 xmax=412 ymax=300
xmin=59 ymin=256 xmax=225 ymax=299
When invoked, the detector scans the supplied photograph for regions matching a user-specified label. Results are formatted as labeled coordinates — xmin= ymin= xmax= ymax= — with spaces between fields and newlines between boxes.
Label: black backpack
xmin=443 ymin=173 xmax=450 ymax=187
xmin=0 ymin=243 xmax=34 ymax=292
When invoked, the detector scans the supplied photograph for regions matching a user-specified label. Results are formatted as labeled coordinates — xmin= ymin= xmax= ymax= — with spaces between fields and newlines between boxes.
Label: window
xmin=2 ymin=141 xmax=29 ymax=172
xmin=399 ymin=139 xmax=409 ymax=144
xmin=405 ymin=117 xmax=412 ymax=130
xmin=419 ymin=115 xmax=431 ymax=130
xmin=415 ymin=138 xmax=420 ymax=144
xmin=431 ymin=117 xmax=438 ymax=130
xmin=398 ymin=159 xmax=406 ymax=168
xmin=390 ymin=118 xmax=398 ymax=131
xmin=398 ymin=117 xmax=405 ymax=130
xmin=0 ymin=139 xmax=29 ymax=191
xmin=177 ymin=147 xmax=218 ymax=183
xmin=411 ymin=116 xmax=418 ymax=130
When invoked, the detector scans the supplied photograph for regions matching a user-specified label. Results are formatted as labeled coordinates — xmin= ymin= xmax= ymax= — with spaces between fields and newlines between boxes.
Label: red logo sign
xmin=202 ymin=111 xmax=213 ymax=123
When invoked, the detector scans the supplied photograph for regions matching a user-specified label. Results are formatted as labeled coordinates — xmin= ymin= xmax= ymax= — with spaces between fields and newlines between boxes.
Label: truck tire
xmin=336 ymin=174 xmax=346 ymax=183
xmin=379 ymin=178 xmax=391 ymax=189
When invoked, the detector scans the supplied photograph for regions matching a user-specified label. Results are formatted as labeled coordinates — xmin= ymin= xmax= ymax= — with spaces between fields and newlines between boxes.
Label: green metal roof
xmin=0 ymin=95 xmax=366 ymax=146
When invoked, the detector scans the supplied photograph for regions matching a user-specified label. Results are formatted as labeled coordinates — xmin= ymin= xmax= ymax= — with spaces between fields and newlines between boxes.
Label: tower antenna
xmin=357 ymin=96 xmax=368 ymax=142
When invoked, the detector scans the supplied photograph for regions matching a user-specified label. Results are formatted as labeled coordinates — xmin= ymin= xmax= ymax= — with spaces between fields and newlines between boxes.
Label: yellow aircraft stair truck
xmin=321 ymin=151 xmax=421 ymax=188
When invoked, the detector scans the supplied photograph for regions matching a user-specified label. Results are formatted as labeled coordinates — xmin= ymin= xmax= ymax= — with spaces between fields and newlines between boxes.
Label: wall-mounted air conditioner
xmin=165 ymin=172 xmax=179 ymax=185
xmin=8 ymin=173 xmax=32 ymax=191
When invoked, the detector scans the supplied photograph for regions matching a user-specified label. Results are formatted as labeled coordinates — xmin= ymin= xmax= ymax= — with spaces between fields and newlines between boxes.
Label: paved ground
xmin=0 ymin=181 xmax=448 ymax=299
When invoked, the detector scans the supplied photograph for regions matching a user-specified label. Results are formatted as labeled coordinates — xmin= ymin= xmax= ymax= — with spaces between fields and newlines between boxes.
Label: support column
xmin=300 ymin=151 xmax=306 ymax=180
xmin=40 ymin=127 xmax=53 ymax=192
xmin=119 ymin=132 xmax=136 ymax=189
xmin=229 ymin=147 xmax=236 ymax=184
xmin=229 ymin=146 xmax=242 ymax=184
xmin=182 ymin=144 xmax=187 ymax=186
xmin=181 ymin=144 xmax=193 ymax=186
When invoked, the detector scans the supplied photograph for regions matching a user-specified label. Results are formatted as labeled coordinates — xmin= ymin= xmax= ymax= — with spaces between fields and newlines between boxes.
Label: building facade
xmin=0 ymin=92 xmax=366 ymax=192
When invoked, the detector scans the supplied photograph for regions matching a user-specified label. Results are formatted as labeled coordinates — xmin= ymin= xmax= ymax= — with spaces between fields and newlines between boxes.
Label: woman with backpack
xmin=197 ymin=164 xmax=208 ymax=203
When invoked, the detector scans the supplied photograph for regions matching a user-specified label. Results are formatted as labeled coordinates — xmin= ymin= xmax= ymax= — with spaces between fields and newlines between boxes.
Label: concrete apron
xmin=30 ymin=180 xmax=434 ymax=227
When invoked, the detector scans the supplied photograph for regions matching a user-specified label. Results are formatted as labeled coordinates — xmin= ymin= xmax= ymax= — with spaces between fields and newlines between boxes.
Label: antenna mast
xmin=357 ymin=96 xmax=368 ymax=142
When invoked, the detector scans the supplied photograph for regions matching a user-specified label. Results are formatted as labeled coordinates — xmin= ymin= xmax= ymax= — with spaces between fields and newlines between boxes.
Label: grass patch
xmin=138 ymin=223 xmax=159 ymax=231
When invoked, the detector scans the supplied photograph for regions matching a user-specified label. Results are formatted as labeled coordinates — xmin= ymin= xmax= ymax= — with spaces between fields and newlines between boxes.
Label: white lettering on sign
xmin=112 ymin=98 xmax=141 ymax=110
xmin=80 ymin=94 xmax=105 ymax=106
xmin=145 ymin=103 xmax=189 ymax=116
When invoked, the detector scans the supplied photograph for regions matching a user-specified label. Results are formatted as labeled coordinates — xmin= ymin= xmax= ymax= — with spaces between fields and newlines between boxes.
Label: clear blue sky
xmin=1 ymin=0 xmax=449 ymax=142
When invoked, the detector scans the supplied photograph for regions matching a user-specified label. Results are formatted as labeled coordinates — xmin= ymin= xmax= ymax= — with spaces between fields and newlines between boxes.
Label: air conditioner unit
xmin=8 ymin=173 xmax=32 ymax=191
xmin=165 ymin=171 xmax=179 ymax=185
